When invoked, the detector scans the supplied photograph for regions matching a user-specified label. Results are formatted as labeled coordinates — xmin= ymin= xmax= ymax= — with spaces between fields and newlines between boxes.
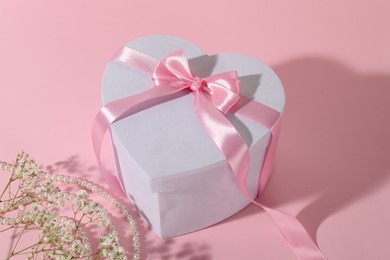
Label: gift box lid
xmin=102 ymin=35 xmax=285 ymax=192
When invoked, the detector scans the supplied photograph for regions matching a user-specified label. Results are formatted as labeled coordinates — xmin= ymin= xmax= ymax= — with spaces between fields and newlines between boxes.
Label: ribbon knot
xmin=152 ymin=49 xmax=241 ymax=114
xmin=190 ymin=76 xmax=206 ymax=91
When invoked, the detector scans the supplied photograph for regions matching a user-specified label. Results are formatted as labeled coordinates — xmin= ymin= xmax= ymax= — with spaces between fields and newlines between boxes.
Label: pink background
xmin=1 ymin=1 xmax=390 ymax=259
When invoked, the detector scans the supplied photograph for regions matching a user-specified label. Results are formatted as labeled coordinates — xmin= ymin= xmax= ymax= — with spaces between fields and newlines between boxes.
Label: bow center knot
xmin=190 ymin=76 xmax=206 ymax=91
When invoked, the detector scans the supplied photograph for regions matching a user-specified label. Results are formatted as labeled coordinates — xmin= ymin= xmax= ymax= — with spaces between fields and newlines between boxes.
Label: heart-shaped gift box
xmin=101 ymin=35 xmax=285 ymax=238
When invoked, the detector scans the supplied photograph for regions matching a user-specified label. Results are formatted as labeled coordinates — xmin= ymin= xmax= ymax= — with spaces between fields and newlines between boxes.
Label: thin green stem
xmin=0 ymin=179 xmax=12 ymax=202
xmin=0 ymin=226 xmax=14 ymax=233
xmin=74 ymin=213 xmax=85 ymax=236
xmin=9 ymin=241 xmax=40 ymax=257
xmin=8 ymin=248 xmax=52 ymax=258
xmin=11 ymin=179 xmax=22 ymax=204
xmin=11 ymin=223 xmax=29 ymax=256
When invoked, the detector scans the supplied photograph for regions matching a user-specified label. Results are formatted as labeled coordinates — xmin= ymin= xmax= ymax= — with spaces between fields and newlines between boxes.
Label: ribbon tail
xmin=231 ymin=96 xmax=283 ymax=194
xmin=259 ymin=204 xmax=327 ymax=260
xmin=197 ymin=94 xmax=326 ymax=259
xmin=92 ymin=86 xmax=184 ymax=196
xmin=238 ymin=171 xmax=327 ymax=259
xmin=195 ymin=94 xmax=251 ymax=184
xmin=258 ymin=117 xmax=282 ymax=194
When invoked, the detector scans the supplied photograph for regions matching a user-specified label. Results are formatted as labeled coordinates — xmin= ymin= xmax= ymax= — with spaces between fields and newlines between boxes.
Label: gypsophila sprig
xmin=0 ymin=151 xmax=140 ymax=259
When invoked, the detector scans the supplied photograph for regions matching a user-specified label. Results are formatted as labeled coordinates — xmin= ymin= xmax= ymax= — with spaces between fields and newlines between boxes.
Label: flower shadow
xmin=49 ymin=155 xmax=212 ymax=259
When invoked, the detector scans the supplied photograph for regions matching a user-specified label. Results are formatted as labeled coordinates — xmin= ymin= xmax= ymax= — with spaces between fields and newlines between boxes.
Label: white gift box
xmin=102 ymin=35 xmax=285 ymax=238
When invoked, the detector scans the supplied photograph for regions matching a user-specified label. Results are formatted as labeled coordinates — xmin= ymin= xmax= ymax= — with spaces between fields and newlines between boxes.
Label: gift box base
xmin=113 ymin=130 xmax=270 ymax=238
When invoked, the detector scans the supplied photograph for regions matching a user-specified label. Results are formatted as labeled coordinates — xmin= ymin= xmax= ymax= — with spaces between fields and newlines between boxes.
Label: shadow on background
xmin=256 ymin=57 xmax=390 ymax=242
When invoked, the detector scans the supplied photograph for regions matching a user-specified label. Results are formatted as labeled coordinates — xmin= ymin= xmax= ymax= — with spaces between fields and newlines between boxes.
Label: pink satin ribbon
xmin=92 ymin=47 xmax=327 ymax=260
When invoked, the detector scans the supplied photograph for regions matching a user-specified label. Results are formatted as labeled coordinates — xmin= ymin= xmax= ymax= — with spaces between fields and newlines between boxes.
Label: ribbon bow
xmin=153 ymin=49 xmax=240 ymax=114
xmin=152 ymin=49 xmax=251 ymax=188
xmin=92 ymin=47 xmax=327 ymax=260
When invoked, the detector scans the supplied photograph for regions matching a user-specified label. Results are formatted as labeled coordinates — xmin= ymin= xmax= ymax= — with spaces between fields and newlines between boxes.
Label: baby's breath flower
xmin=69 ymin=239 xmax=85 ymax=257
xmin=100 ymin=233 xmax=127 ymax=260
xmin=31 ymin=203 xmax=39 ymax=211
xmin=1 ymin=152 xmax=135 ymax=259
xmin=76 ymin=189 xmax=88 ymax=198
